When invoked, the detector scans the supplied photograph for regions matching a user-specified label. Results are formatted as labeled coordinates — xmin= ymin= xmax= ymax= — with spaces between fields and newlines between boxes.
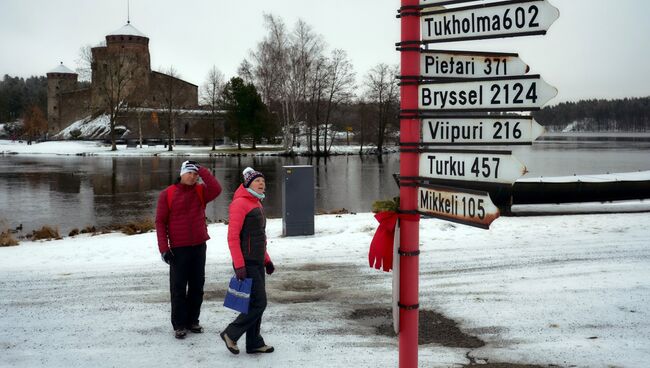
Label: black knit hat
xmin=243 ymin=167 xmax=264 ymax=188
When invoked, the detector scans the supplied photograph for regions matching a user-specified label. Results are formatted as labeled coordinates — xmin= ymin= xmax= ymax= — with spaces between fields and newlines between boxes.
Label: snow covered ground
xmin=0 ymin=139 xmax=377 ymax=156
xmin=1 ymin=212 xmax=649 ymax=367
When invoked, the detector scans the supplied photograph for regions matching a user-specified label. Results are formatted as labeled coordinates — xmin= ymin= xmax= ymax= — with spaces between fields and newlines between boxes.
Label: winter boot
xmin=189 ymin=323 xmax=204 ymax=333
xmin=247 ymin=345 xmax=275 ymax=354
xmin=174 ymin=328 xmax=187 ymax=339
xmin=220 ymin=331 xmax=239 ymax=354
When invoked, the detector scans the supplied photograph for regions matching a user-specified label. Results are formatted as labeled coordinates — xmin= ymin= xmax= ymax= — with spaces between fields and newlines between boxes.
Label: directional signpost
xmin=421 ymin=0 xmax=560 ymax=43
xmin=422 ymin=115 xmax=545 ymax=145
xmin=394 ymin=0 xmax=559 ymax=366
xmin=419 ymin=75 xmax=558 ymax=111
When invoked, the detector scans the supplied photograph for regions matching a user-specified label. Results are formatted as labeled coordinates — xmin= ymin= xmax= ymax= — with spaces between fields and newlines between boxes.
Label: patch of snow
xmin=0 ymin=212 xmax=649 ymax=367
xmin=518 ymin=170 xmax=650 ymax=183
xmin=53 ymin=114 xmax=129 ymax=140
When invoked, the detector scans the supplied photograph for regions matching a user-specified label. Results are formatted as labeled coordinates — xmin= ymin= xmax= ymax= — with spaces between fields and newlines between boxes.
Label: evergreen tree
xmin=221 ymin=77 xmax=269 ymax=149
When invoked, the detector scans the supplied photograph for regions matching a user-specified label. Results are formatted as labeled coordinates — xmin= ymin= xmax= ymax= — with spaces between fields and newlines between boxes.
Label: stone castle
xmin=47 ymin=22 xmax=222 ymax=142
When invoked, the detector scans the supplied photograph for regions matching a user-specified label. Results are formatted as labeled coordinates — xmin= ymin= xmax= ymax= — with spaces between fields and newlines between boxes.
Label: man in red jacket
xmin=156 ymin=160 xmax=222 ymax=339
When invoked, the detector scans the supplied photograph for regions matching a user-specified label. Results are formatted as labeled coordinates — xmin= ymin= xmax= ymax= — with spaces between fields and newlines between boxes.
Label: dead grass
xmin=0 ymin=230 xmax=19 ymax=247
xmin=120 ymin=218 xmax=155 ymax=235
xmin=30 ymin=226 xmax=61 ymax=241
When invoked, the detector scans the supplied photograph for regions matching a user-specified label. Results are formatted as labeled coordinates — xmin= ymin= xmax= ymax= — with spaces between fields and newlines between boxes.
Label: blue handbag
xmin=223 ymin=276 xmax=252 ymax=314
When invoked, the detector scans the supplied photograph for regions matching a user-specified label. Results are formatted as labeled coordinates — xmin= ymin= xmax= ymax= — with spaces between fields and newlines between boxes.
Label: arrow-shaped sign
xmin=418 ymin=75 xmax=557 ymax=111
xmin=421 ymin=0 xmax=560 ymax=43
xmin=421 ymin=50 xmax=529 ymax=79
xmin=419 ymin=0 xmax=476 ymax=6
xmin=419 ymin=149 xmax=526 ymax=184
xmin=418 ymin=185 xmax=500 ymax=229
xmin=421 ymin=115 xmax=545 ymax=145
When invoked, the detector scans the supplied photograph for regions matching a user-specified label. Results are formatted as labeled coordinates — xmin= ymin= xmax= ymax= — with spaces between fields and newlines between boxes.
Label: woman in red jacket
xmin=155 ymin=160 xmax=222 ymax=339
xmin=220 ymin=167 xmax=275 ymax=355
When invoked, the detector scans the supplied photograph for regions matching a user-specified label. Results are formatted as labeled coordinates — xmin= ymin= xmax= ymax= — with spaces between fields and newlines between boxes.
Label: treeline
xmin=533 ymin=97 xmax=650 ymax=132
xmin=0 ymin=75 xmax=47 ymax=123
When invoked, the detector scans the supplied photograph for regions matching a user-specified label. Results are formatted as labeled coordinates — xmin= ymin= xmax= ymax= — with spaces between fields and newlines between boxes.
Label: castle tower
xmin=46 ymin=62 xmax=78 ymax=132
xmin=91 ymin=22 xmax=151 ymax=108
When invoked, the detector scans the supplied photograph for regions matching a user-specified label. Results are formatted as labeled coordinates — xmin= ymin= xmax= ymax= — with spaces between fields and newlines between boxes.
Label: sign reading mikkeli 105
xmin=421 ymin=0 xmax=560 ymax=43
xmin=422 ymin=115 xmax=545 ymax=145
xmin=421 ymin=50 xmax=529 ymax=79
xmin=419 ymin=149 xmax=526 ymax=184
xmin=419 ymin=75 xmax=557 ymax=111
xmin=417 ymin=184 xmax=499 ymax=229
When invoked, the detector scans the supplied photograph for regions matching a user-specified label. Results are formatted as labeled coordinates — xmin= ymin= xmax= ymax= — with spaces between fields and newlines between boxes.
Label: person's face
xmin=180 ymin=171 xmax=199 ymax=185
xmin=249 ymin=177 xmax=265 ymax=195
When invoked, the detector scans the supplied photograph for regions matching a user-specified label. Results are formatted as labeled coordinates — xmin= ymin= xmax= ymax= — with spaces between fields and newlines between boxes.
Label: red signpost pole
xmin=399 ymin=0 xmax=420 ymax=367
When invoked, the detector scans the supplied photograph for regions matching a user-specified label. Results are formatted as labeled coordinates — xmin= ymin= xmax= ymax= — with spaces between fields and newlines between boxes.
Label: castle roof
xmin=107 ymin=22 xmax=147 ymax=38
xmin=47 ymin=63 xmax=76 ymax=74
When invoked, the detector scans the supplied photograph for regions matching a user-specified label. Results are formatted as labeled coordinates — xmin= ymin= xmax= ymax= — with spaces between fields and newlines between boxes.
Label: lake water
xmin=1 ymin=138 xmax=650 ymax=235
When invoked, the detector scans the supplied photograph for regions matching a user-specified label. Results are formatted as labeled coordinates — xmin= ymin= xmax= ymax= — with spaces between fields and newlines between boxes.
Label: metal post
xmin=399 ymin=0 xmax=420 ymax=367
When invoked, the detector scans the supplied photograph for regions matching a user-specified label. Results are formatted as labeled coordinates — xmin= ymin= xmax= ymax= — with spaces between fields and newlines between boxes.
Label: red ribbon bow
xmin=368 ymin=211 xmax=418 ymax=272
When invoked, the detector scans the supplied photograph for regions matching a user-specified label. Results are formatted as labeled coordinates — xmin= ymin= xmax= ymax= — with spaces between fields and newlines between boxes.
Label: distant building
xmin=47 ymin=22 xmax=223 ymax=142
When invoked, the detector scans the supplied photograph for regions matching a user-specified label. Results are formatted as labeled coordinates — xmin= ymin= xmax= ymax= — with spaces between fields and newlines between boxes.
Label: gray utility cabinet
xmin=282 ymin=165 xmax=315 ymax=236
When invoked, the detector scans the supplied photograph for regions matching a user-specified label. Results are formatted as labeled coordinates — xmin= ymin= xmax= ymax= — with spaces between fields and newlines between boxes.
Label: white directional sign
xmin=421 ymin=50 xmax=529 ymax=79
xmin=419 ymin=75 xmax=557 ymax=111
xmin=422 ymin=115 xmax=545 ymax=145
xmin=419 ymin=150 xmax=526 ymax=184
xmin=418 ymin=185 xmax=500 ymax=229
xmin=419 ymin=0 xmax=476 ymax=6
xmin=421 ymin=0 xmax=560 ymax=43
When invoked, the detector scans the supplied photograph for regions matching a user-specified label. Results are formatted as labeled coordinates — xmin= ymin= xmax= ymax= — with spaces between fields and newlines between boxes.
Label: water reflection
xmin=1 ymin=140 xmax=649 ymax=234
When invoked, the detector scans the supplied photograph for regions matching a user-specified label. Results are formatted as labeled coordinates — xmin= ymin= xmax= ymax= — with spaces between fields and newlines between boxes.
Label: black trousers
xmin=169 ymin=242 xmax=206 ymax=330
xmin=224 ymin=264 xmax=267 ymax=350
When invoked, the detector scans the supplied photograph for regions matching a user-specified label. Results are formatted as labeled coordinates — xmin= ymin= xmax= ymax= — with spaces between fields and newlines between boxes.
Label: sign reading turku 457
xmin=419 ymin=149 xmax=526 ymax=184
xmin=421 ymin=0 xmax=560 ymax=43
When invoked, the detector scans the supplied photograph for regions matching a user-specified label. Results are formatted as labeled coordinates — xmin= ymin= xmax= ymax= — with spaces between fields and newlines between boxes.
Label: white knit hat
xmin=180 ymin=161 xmax=199 ymax=176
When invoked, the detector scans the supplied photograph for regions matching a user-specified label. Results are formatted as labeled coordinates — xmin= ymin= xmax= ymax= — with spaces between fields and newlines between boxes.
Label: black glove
xmin=265 ymin=262 xmax=275 ymax=275
xmin=234 ymin=267 xmax=247 ymax=280
xmin=161 ymin=251 xmax=174 ymax=265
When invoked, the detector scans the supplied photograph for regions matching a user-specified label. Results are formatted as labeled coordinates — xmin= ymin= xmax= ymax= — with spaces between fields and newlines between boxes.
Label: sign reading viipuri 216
xmin=421 ymin=0 xmax=560 ymax=43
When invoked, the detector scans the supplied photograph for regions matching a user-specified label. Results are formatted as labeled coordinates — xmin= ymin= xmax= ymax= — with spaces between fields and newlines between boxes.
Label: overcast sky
xmin=1 ymin=0 xmax=649 ymax=104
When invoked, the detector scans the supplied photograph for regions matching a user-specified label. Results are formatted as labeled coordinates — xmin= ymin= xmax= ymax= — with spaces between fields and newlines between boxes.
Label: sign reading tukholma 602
xmin=420 ymin=0 xmax=560 ymax=43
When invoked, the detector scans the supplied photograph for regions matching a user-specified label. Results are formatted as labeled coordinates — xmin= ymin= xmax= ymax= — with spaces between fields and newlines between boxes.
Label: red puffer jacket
xmin=227 ymin=184 xmax=271 ymax=269
xmin=156 ymin=166 xmax=222 ymax=253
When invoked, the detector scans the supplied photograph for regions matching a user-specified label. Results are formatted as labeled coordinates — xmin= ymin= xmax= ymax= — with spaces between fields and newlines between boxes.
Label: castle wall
xmin=59 ymin=88 xmax=91 ymax=128
xmin=149 ymin=71 xmax=198 ymax=109
xmin=116 ymin=109 xmax=224 ymax=142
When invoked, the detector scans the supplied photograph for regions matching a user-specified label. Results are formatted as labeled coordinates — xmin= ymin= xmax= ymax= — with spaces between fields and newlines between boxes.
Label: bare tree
xmin=323 ymin=49 xmax=356 ymax=154
xmin=363 ymin=63 xmax=399 ymax=154
xmin=94 ymin=50 xmax=140 ymax=151
xmin=74 ymin=44 xmax=94 ymax=82
xmin=201 ymin=65 xmax=225 ymax=150
xmin=306 ymin=55 xmax=329 ymax=154
xmin=156 ymin=66 xmax=183 ymax=152
xmin=22 ymin=105 xmax=47 ymax=144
